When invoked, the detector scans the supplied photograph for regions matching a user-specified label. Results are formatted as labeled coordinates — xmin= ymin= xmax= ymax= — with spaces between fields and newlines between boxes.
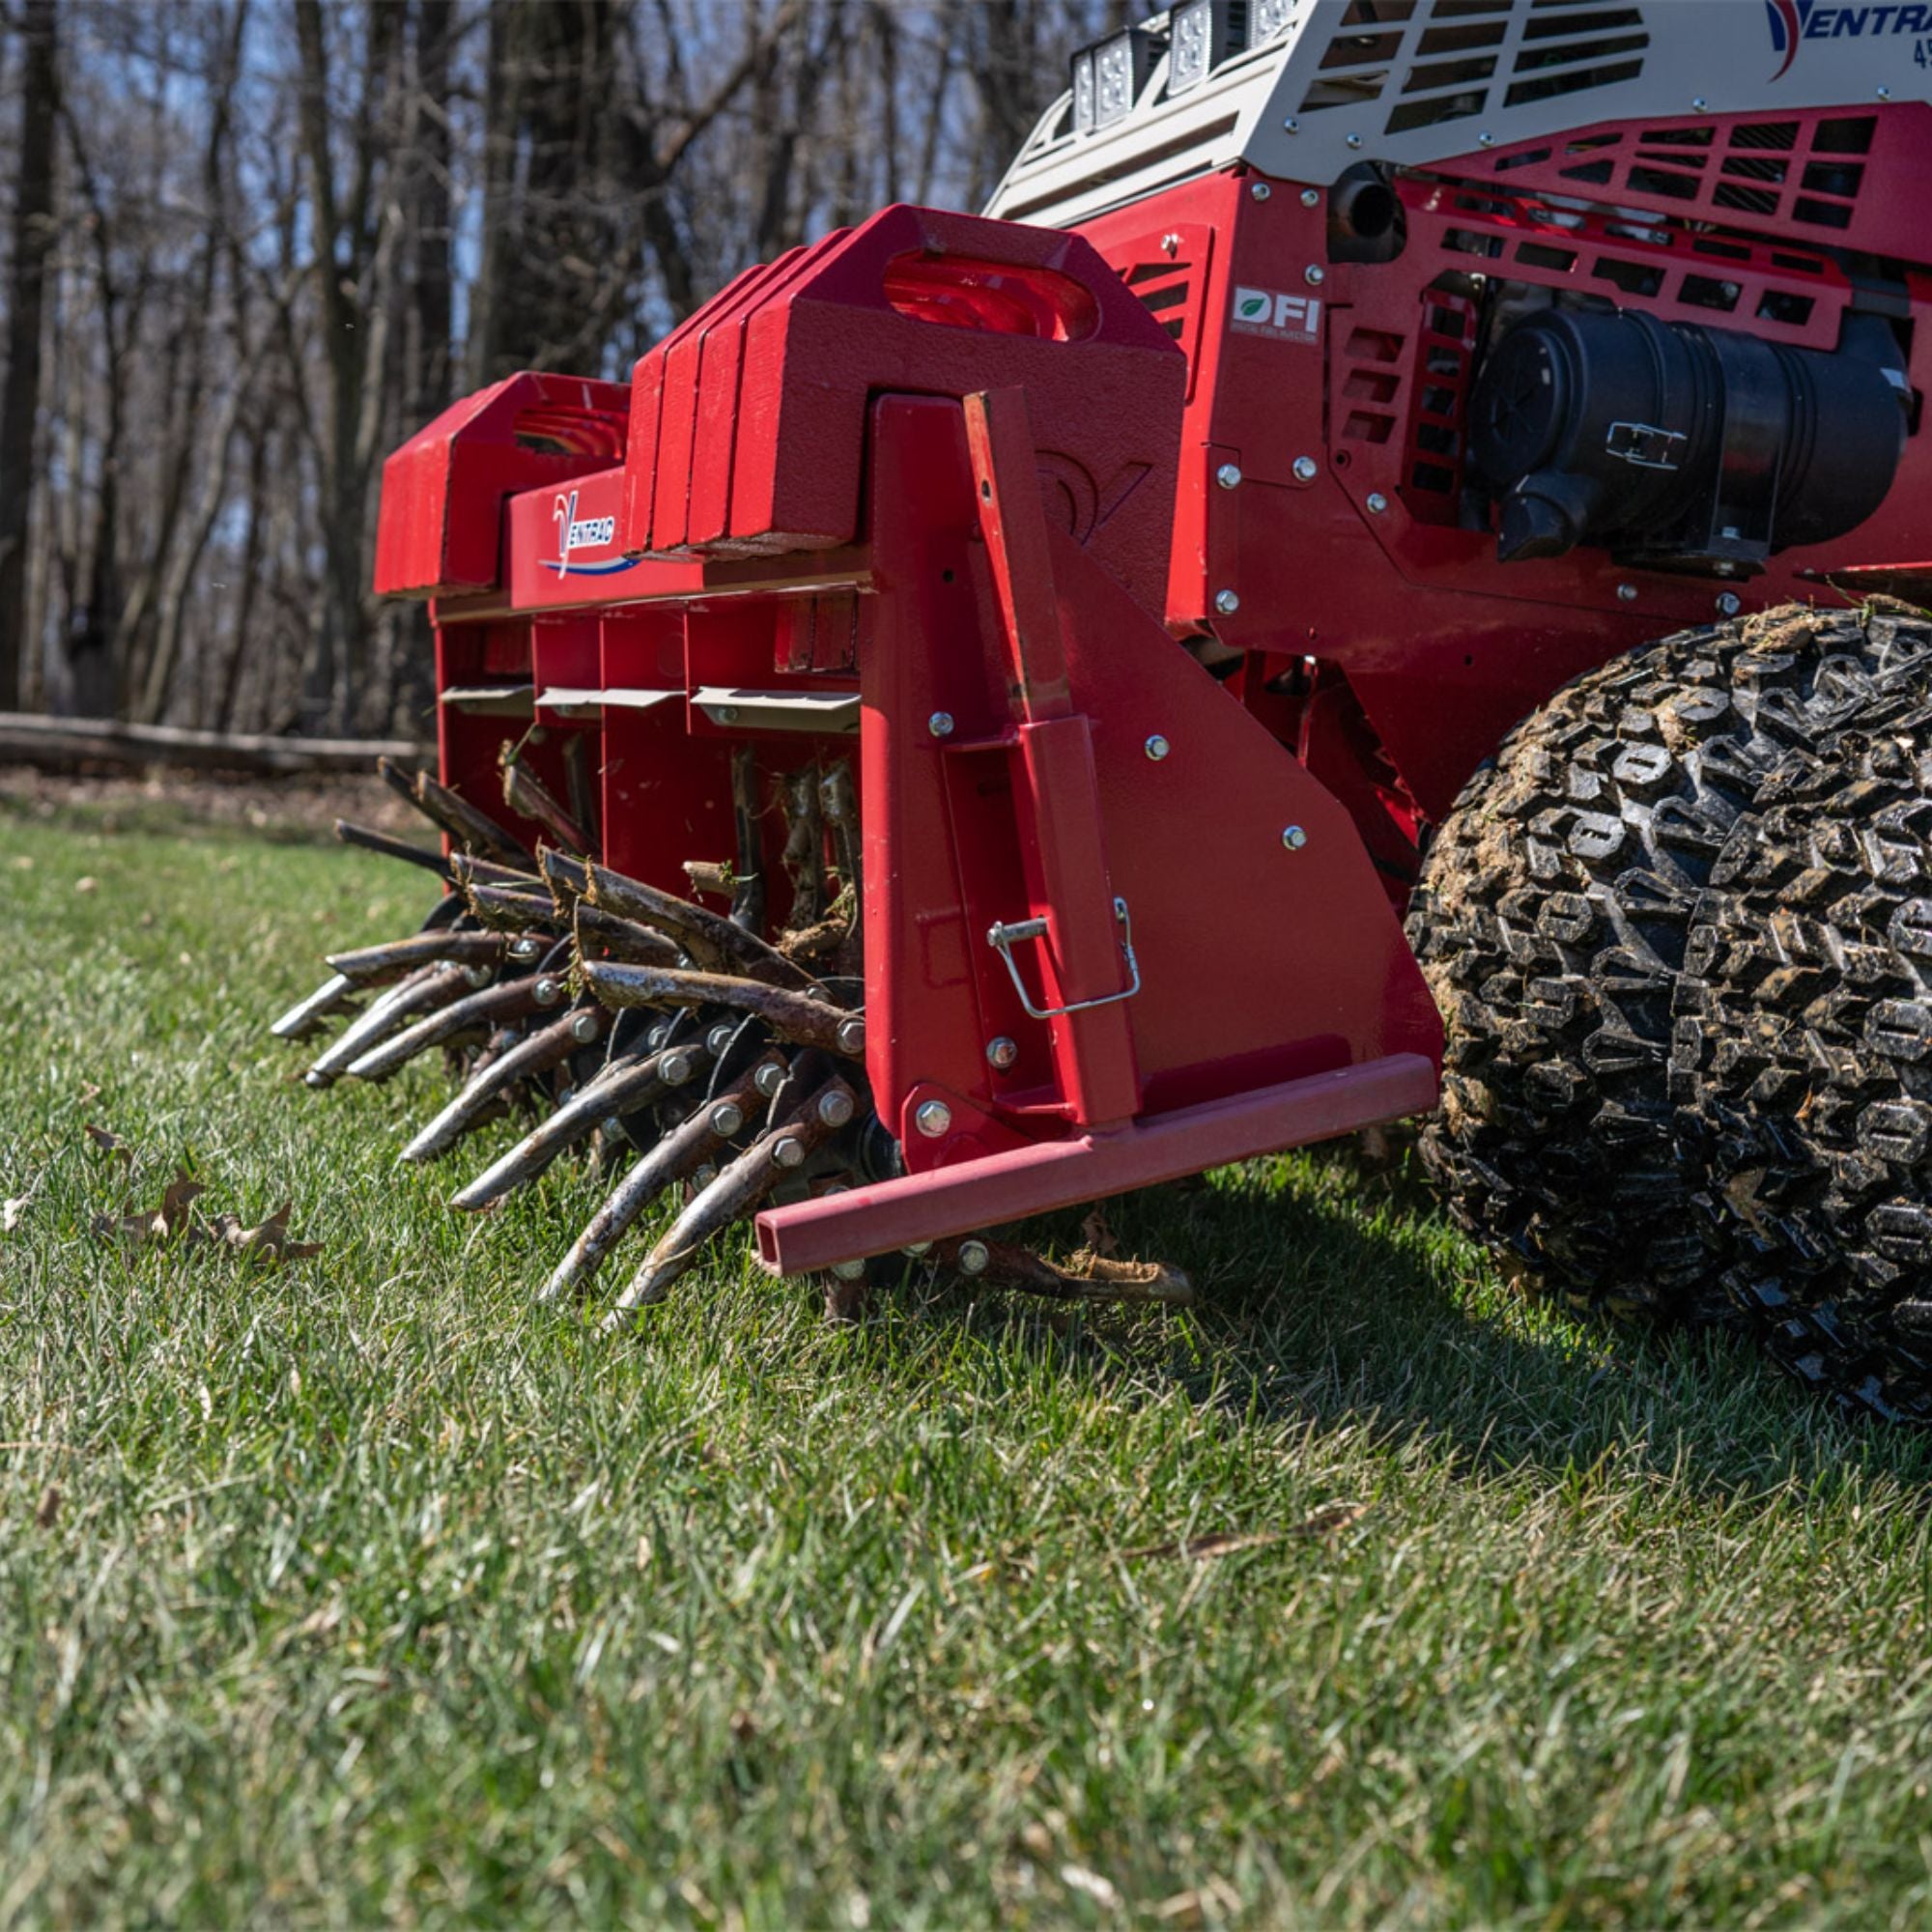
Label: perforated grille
xmin=1297 ymin=0 xmax=1648 ymax=138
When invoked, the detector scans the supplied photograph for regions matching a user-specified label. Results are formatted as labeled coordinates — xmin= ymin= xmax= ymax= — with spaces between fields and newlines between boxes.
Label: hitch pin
xmin=985 ymin=896 xmax=1140 ymax=1023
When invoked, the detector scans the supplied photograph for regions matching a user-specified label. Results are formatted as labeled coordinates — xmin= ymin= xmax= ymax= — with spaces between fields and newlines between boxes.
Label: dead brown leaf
xmin=83 ymin=1122 xmax=130 ymax=1159
xmin=1079 ymin=1207 xmax=1121 ymax=1259
xmin=2 ymin=1199 xmax=25 ymax=1233
xmin=1119 ymin=1503 xmax=1369 ymax=1563
xmin=73 ymin=875 xmax=99 ymax=895
xmin=35 ymin=1484 xmax=60 ymax=1529
xmin=211 ymin=1201 xmax=324 ymax=1264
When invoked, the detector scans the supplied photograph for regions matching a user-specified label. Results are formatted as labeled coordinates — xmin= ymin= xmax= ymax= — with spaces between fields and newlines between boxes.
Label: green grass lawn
xmin=5 ymin=787 xmax=1932 ymax=1929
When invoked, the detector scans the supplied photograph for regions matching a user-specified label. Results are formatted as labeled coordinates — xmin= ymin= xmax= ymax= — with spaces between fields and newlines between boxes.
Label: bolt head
xmin=1215 ymin=462 xmax=1242 ymax=490
xmin=1282 ymin=824 xmax=1308 ymax=851
xmin=660 ymin=1048 xmax=695 ymax=1085
xmin=753 ymin=1061 xmax=785 ymax=1097
xmin=1293 ymin=456 xmax=1319 ymax=482
xmin=1251 ymin=182 xmax=1271 ymax=201
xmin=1691 ymin=96 xmax=1708 ymax=111
xmin=508 ymin=936 xmax=543 ymax=962
xmin=1366 ymin=491 xmax=1388 ymax=515
xmin=1213 ymin=588 xmax=1241 ymax=616
xmin=532 ymin=976 xmax=563 ymax=1006
xmin=463 ymin=963 xmax=496 ymax=988
xmin=1478 ymin=130 xmax=1494 ymax=146
xmin=986 ymin=1036 xmax=1019 ymax=1071
xmin=706 ymin=1021 xmax=737 ymax=1056
xmin=1145 ymin=733 xmax=1170 ymax=762
xmin=1299 ymin=187 xmax=1320 ymax=208
xmin=1717 ymin=591 xmax=1743 ymax=618
xmin=569 ymin=1010 xmax=601 ymax=1043
xmin=1878 ymin=84 xmax=1892 ymax=99
xmin=915 ymin=1098 xmax=952 ymax=1139
xmin=772 ymin=1135 xmax=808 ymax=1170
xmin=1345 ymin=132 xmax=1362 ymax=150
xmin=1283 ymin=116 xmax=1299 ymax=133
xmin=710 ymin=1100 xmax=745 ymax=1137
xmin=836 ymin=1015 xmax=867 ymax=1055
xmin=817 ymin=1088 xmax=856 ymax=1129
xmin=1304 ymin=264 xmax=1325 ymax=286
xmin=1161 ymin=231 xmax=1180 ymax=255
xmin=600 ymin=1117 xmax=623 ymax=1139
xmin=718 ymin=704 xmax=739 ymax=724
xmin=957 ymin=1238 xmax=990 ymax=1276
xmin=1616 ymin=582 xmax=1638 ymax=604
xmin=928 ymin=711 xmax=954 ymax=739
xmin=830 ymin=1257 xmax=867 ymax=1282
xmin=693 ymin=1162 xmax=719 ymax=1189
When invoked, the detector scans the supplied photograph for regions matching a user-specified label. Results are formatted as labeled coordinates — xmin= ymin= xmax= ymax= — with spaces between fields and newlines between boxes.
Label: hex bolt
xmin=817 ymin=1089 xmax=856 ymax=1129
xmin=1717 ymin=591 xmax=1743 ymax=617
xmin=508 ymin=936 xmax=543 ymax=962
xmin=915 ymin=1098 xmax=953 ymax=1139
xmin=660 ymin=1048 xmax=696 ymax=1086
xmin=1478 ymin=130 xmax=1494 ymax=146
xmin=928 ymin=711 xmax=955 ymax=739
xmin=601 ymin=1117 xmax=624 ymax=1138
xmin=463 ymin=963 xmax=496 ymax=988
xmin=957 ymin=1239 xmax=990 ymax=1275
xmin=1145 ymin=734 xmax=1171 ymax=761
xmin=710 ymin=1100 xmax=746 ymax=1137
xmin=569 ymin=1010 xmax=601 ymax=1043
xmin=718 ymin=704 xmax=739 ymax=723
xmin=1617 ymin=582 xmax=1638 ymax=604
xmin=1299 ymin=187 xmax=1319 ymax=208
xmin=533 ymin=976 xmax=564 ymax=1007
xmin=1691 ymin=96 xmax=1708 ymax=111
xmin=1161 ymin=231 xmax=1181 ymax=256
xmin=902 ymin=1240 xmax=934 ymax=1257
xmin=836 ymin=1015 xmax=867 ymax=1056
xmin=830 ymin=1258 xmax=867 ymax=1282
xmin=1282 ymin=825 xmax=1308 ymax=851
xmin=1366 ymin=492 xmax=1389 ymax=515
xmin=706 ymin=1021 xmax=737 ymax=1056
xmin=1304 ymin=264 xmax=1325 ymax=286
xmin=1251 ymin=182 xmax=1271 ymax=201
xmin=1345 ymin=132 xmax=1362 ymax=150
xmin=753 ymin=1062 xmax=786 ymax=1098
xmin=693 ymin=1162 xmax=719 ymax=1189
xmin=986 ymin=1036 xmax=1019 ymax=1070
xmin=1282 ymin=116 xmax=1299 ymax=133
xmin=771 ymin=1135 xmax=808 ymax=1170
xmin=1293 ymin=456 xmax=1319 ymax=482
xmin=1214 ymin=588 xmax=1241 ymax=615
xmin=1215 ymin=463 xmax=1242 ymax=490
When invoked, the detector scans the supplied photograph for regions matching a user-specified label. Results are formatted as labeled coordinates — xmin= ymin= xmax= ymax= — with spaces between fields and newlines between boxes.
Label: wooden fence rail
xmin=0 ymin=713 xmax=427 ymax=779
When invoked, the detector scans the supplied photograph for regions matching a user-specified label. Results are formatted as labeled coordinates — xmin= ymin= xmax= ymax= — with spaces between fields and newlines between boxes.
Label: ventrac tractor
xmin=274 ymin=0 xmax=1932 ymax=1416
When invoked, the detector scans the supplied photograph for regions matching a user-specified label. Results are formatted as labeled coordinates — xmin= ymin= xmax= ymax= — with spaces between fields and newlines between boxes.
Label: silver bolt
xmin=1616 ymin=582 xmax=1638 ymax=604
xmin=753 ymin=1062 xmax=785 ymax=1098
xmin=1214 ymin=588 xmax=1240 ymax=615
xmin=1215 ymin=463 xmax=1242 ymax=490
xmin=1366 ymin=492 xmax=1388 ymax=515
xmin=707 ymin=1021 xmax=737 ymax=1056
xmin=601 ymin=1117 xmax=624 ymax=1138
xmin=928 ymin=711 xmax=954 ymax=738
xmin=915 ymin=1099 xmax=952 ymax=1139
xmin=830 ymin=1257 xmax=867 ymax=1282
xmin=817 ymin=1089 xmax=856 ymax=1129
xmin=508 ymin=936 xmax=543 ymax=962
xmin=1251 ymin=182 xmax=1271 ymax=201
xmin=1293 ymin=455 xmax=1318 ymax=482
xmin=1299 ymin=187 xmax=1320 ymax=208
xmin=1478 ymin=130 xmax=1494 ymax=146
xmin=957 ymin=1239 xmax=990 ymax=1275
xmin=1283 ymin=116 xmax=1299 ymax=133
xmin=463 ymin=964 xmax=495 ymax=988
xmin=569 ymin=1010 xmax=601 ymax=1043
xmin=533 ymin=976 xmax=563 ymax=1007
xmin=902 ymin=1240 xmax=934 ymax=1257
xmin=1304 ymin=264 xmax=1325 ymax=286
xmin=836 ymin=1015 xmax=867 ymax=1056
xmin=1878 ymin=84 xmax=1892 ymax=99
xmin=1691 ymin=96 xmax=1708 ymax=111
xmin=660 ymin=1048 xmax=696 ymax=1085
xmin=1145 ymin=734 xmax=1170 ymax=761
xmin=1717 ymin=591 xmax=1743 ymax=618
xmin=1161 ymin=231 xmax=1180 ymax=255
xmin=710 ymin=1100 xmax=745 ymax=1136
xmin=986 ymin=1036 xmax=1018 ymax=1070
xmin=718 ymin=704 xmax=739 ymax=723
xmin=1346 ymin=132 xmax=1362 ymax=150
xmin=693 ymin=1162 xmax=719 ymax=1188
xmin=1282 ymin=825 xmax=1308 ymax=850
xmin=772 ymin=1135 xmax=808 ymax=1169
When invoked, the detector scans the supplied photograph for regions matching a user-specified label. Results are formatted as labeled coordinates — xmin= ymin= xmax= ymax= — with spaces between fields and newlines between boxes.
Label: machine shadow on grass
xmin=886 ymin=1143 xmax=1932 ymax=1508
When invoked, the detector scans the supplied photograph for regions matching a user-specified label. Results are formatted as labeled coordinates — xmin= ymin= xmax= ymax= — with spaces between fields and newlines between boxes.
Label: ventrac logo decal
xmin=1765 ymin=0 xmax=1932 ymax=79
xmin=544 ymin=488 xmax=631 ymax=578
xmin=1230 ymin=284 xmax=1321 ymax=344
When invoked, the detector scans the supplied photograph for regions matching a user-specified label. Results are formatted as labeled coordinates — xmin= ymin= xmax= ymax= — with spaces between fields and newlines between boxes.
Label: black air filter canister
xmin=1467 ymin=307 xmax=1907 ymax=574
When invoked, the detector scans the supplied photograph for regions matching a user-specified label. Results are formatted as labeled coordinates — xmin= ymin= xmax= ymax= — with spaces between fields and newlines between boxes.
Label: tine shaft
xmin=538 ymin=1057 xmax=781 ymax=1303
xmin=346 ymin=972 xmax=566 ymax=1081
xmin=727 ymin=746 xmax=766 ymax=934
xmin=464 ymin=882 xmax=562 ymax=933
xmin=333 ymin=819 xmax=454 ymax=881
xmin=537 ymin=847 xmax=590 ymax=917
xmin=380 ymin=755 xmax=533 ymax=867
xmin=584 ymin=858 xmax=816 ymax=989
xmin=500 ymin=745 xmax=593 ymax=856
xmin=449 ymin=851 xmax=545 ymax=892
xmin=400 ymin=1003 xmax=608 ymax=1164
xmin=270 ymin=972 xmax=357 ymax=1041
xmin=581 ymin=960 xmax=861 ymax=1058
xmin=601 ymin=1074 xmax=857 ymax=1327
xmin=304 ymin=963 xmax=474 ymax=1086
xmin=449 ymin=1051 xmax=673 ymax=1211
xmin=572 ymin=902 xmax=682 ymax=968
xmin=325 ymin=929 xmax=505 ymax=985
xmin=781 ymin=765 xmax=825 ymax=930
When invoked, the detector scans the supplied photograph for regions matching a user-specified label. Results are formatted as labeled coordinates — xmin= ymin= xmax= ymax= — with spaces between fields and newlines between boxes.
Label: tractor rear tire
xmin=1685 ymin=646 xmax=1932 ymax=1420
xmin=1406 ymin=603 xmax=1932 ymax=1329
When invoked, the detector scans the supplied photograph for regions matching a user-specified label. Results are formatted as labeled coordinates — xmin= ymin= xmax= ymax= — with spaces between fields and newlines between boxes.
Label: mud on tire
xmin=1685 ymin=640 xmax=1932 ymax=1420
xmin=1406 ymin=603 xmax=1932 ymax=1327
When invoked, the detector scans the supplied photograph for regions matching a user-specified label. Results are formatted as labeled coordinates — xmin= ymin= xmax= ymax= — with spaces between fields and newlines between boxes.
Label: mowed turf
xmin=5 ymin=790 xmax=1932 ymax=1931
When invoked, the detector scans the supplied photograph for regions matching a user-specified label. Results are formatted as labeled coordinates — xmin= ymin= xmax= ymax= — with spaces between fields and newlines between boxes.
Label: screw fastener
xmin=533 ymin=976 xmax=563 ymax=1007
xmin=1299 ymin=187 xmax=1320 ymax=208
xmin=1293 ymin=455 xmax=1319 ymax=482
xmin=830 ymin=1258 xmax=867 ymax=1282
xmin=1282 ymin=825 xmax=1308 ymax=851
xmin=915 ymin=1099 xmax=953 ymax=1139
xmin=772 ymin=1136 xmax=808 ymax=1169
xmin=1214 ymin=588 xmax=1241 ymax=616
xmin=1366 ymin=492 xmax=1388 ymax=514
xmin=957 ymin=1239 xmax=991 ymax=1276
xmin=986 ymin=1036 xmax=1019 ymax=1070
xmin=753 ymin=1062 xmax=785 ymax=1098
xmin=836 ymin=1015 xmax=867 ymax=1055
xmin=569 ymin=1011 xmax=601 ymax=1043
xmin=928 ymin=711 xmax=954 ymax=738
xmin=1304 ymin=264 xmax=1325 ymax=286
xmin=710 ymin=1101 xmax=745 ymax=1137
xmin=1617 ymin=582 xmax=1638 ymax=604
xmin=1717 ymin=591 xmax=1743 ymax=617
xmin=1251 ymin=182 xmax=1271 ymax=201
xmin=1145 ymin=734 xmax=1170 ymax=761
xmin=1215 ymin=463 xmax=1242 ymax=490
xmin=817 ymin=1089 xmax=856 ymax=1129
xmin=660 ymin=1049 xmax=696 ymax=1085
